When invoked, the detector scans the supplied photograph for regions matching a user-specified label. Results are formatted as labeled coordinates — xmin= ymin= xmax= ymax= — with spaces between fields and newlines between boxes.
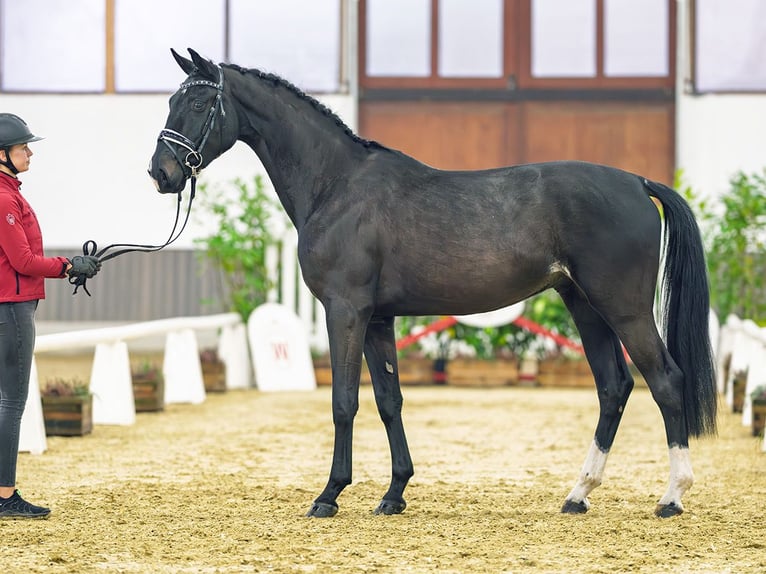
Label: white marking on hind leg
xmin=565 ymin=440 xmax=609 ymax=509
xmin=657 ymin=446 xmax=694 ymax=511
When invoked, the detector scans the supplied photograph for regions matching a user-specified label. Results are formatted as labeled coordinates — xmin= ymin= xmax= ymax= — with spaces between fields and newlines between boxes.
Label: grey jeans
xmin=0 ymin=300 xmax=37 ymax=487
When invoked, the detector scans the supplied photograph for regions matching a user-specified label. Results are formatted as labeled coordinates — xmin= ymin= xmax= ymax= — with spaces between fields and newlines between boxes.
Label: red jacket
xmin=0 ymin=172 xmax=68 ymax=302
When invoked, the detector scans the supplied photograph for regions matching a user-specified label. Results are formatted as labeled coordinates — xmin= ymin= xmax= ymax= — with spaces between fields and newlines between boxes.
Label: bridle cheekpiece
xmin=158 ymin=65 xmax=226 ymax=179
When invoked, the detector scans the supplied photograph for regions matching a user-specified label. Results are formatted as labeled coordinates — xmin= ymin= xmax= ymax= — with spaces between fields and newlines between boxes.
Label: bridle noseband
xmin=158 ymin=65 xmax=226 ymax=178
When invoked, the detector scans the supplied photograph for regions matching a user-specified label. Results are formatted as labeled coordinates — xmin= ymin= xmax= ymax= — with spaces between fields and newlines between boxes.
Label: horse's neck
xmin=233 ymin=79 xmax=363 ymax=230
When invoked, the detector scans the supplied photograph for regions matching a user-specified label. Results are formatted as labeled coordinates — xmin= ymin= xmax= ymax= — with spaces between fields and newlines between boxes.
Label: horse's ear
xmin=188 ymin=48 xmax=219 ymax=81
xmin=171 ymin=48 xmax=195 ymax=75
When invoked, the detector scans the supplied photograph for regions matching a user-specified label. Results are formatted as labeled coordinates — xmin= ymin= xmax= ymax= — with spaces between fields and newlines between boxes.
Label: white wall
xmin=0 ymin=92 xmax=355 ymax=250
xmin=675 ymin=0 xmax=766 ymax=200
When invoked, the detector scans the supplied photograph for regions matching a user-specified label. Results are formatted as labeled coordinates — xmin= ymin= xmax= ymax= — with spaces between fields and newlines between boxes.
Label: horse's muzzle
xmin=148 ymin=153 xmax=187 ymax=194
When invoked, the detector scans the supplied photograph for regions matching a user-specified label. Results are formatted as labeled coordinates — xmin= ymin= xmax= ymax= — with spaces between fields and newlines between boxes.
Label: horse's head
xmin=149 ymin=48 xmax=239 ymax=194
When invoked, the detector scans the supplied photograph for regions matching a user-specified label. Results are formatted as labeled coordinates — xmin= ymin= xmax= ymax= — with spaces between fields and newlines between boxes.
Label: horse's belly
xmin=375 ymin=260 xmax=553 ymax=317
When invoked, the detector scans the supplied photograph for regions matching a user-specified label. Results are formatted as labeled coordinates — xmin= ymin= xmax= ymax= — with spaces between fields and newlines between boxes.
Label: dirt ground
xmin=3 ymin=380 xmax=766 ymax=573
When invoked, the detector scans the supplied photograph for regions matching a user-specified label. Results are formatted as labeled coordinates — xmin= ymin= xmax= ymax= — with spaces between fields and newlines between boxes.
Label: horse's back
xmin=351 ymin=155 xmax=661 ymax=316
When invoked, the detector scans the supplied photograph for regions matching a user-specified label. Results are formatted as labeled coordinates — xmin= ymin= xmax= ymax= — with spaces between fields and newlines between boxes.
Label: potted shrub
xmin=40 ymin=377 xmax=93 ymax=436
xmin=732 ymin=369 xmax=748 ymax=413
xmin=131 ymin=362 xmax=165 ymax=412
xmin=750 ymin=385 xmax=766 ymax=437
xmin=679 ymin=169 xmax=766 ymax=324
xmin=394 ymin=290 xmax=586 ymax=388
xmin=200 ymin=348 xmax=227 ymax=392
xmin=396 ymin=316 xmax=521 ymax=387
xmin=193 ymin=175 xmax=283 ymax=323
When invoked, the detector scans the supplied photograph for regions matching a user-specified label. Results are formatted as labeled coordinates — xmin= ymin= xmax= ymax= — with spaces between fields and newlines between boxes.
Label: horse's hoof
xmin=655 ymin=502 xmax=683 ymax=518
xmin=561 ymin=499 xmax=589 ymax=514
xmin=374 ymin=498 xmax=406 ymax=515
xmin=305 ymin=501 xmax=338 ymax=518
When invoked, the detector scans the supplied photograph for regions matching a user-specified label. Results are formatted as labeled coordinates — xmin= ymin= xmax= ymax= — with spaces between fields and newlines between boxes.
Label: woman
xmin=0 ymin=113 xmax=100 ymax=519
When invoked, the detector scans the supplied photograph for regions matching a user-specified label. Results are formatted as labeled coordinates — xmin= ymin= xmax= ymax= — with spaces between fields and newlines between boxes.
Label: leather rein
xmin=72 ymin=66 xmax=226 ymax=295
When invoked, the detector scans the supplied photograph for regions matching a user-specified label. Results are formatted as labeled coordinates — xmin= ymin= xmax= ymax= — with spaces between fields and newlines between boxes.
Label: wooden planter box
xmin=41 ymin=395 xmax=93 ymax=436
xmin=752 ymin=401 xmax=766 ymax=437
xmin=132 ymin=371 xmax=165 ymax=412
xmin=202 ymin=360 xmax=227 ymax=392
xmin=537 ymin=358 xmax=593 ymax=388
xmin=446 ymin=358 xmax=519 ymax=387
xmin=313 ymin=357 xmax=437 ymax=386
xmin=732 ymin=373 xmax=747 ymax=413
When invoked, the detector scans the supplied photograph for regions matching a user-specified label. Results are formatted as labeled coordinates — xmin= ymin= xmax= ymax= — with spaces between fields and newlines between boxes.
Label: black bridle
xmin=158 ymin=65 xmax=226 ymax=179
xmin=71 ymin=66 xmax=226 ymax=296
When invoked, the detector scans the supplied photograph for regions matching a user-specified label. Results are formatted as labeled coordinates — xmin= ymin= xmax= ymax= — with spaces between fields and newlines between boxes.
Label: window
xmin=520 ymin=0 xmax=672 ymax=89
xmin=361 ymin=0 xmax=674 ymax=91
xmin=114 ymin=0 xmax=226 ymax=92
xmin=362 ymin=0 xmax=512 ymax=88
xmin=0 ymin=0 xmax=105 ymax=92
xmin=366 ymin=0 xmax=431 ymax=77
xmin=229 ymin=0 xmax=341 ymax=93
xmin=438 ymin=0 xmax=504 ymax=78
xmin=604 ymin=0 xmax=668 ymax=77
xmin=0 ymin=0 xmax=342 ymax=94
xmin=531 ymin=0 xmax=596 ymax=78
xmin=694 ymin=0 xmax=766 ymax=93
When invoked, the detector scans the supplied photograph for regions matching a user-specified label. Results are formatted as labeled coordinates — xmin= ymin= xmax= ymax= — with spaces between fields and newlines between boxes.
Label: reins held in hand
xmin=69 ymin=178 xmax=197 ymax=296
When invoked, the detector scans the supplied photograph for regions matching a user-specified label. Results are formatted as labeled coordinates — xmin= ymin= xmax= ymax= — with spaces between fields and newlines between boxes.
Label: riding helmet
xmin=0 ymin=113 xmax=44 ymax=148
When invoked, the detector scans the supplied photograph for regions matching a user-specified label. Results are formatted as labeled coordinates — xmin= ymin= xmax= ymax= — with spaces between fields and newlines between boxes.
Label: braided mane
xmin=224 ymin=64 xmax=383 ymax=150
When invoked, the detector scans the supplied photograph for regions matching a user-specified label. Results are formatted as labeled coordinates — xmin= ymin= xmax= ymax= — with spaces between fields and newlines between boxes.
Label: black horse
xmin=149 ymin=49 xmax=716 ymax=519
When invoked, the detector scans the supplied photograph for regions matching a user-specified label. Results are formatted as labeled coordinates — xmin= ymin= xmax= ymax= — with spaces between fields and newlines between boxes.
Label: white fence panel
xmin=20 ymin=313 xmax=251 ymax=454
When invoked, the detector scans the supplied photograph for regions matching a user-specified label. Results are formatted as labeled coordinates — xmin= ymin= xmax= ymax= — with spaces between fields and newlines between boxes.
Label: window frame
xmin=359 ymin=0 xmax=676 ymax=92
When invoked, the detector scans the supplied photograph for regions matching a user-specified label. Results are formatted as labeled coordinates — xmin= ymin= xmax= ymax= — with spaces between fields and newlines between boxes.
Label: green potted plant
xmin=131 ymin=362 xmax=165 ymax=412
xmin=750 ymin=385 xmax=766 ymax=437
xmin=679 ymin=168 xmax=766 ymax=324
xmin=394 ymin=290 xmax=586 ymax=388
xmin=40 ymin=377 xmax=93 ymax=436
xmin=194 ymin=174 xmax=283 ymax=323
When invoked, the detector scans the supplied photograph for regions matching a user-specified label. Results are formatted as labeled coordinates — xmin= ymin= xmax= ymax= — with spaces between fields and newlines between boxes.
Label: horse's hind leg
xmin=558 ymin=285 xmax=635 ymax=514
xmin=612 ymin=317 xmax=692 ymax=517
xmin=364 ymin=316 xmax=414 ymax=515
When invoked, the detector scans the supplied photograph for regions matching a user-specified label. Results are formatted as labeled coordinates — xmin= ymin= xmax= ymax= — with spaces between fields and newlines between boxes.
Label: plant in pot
xmin=193 ymin=174 xmax=283 ymax=323
xmin=131 ymin=362 xmax=164 ymax=412
xmin=679 ymin=168 xmax=766 ymax=324
xmin=749 ymin=385 xmax=766 ymax=437
xmin=199 ymin=348 xmax=226 ymax=392
xmin=395 ymin=314 xmax=522 ymax=388
xmin=40 ymin=377 xmax=93 ymax=436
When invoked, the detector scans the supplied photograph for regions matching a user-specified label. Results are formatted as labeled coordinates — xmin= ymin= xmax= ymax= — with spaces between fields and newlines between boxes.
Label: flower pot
xmin=751 ymin=401 xmax=766 ymax=437
xmin=132 ymin=371 xmax=165 ymax=412
xmin=313 ymin=357 xmax=436 ymax=386
xmin=41 ymin=395 xmax=93 ymax=436
xmin=537 ymin=358 xmax=593 ymax=388
xmin=201 ymin=359 xmax=227 ymax=392
xmin=732 ymin=372 xmax=747 ymax=413
xmin=446 ymin=358 xmax=519 ymax=387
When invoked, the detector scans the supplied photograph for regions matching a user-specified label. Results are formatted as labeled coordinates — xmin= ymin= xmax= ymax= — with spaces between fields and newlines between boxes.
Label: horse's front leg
xmin=306 ymin=298 xmax=369 ymax=518
xmin=364 ymin=316 xmax=413 ymax=515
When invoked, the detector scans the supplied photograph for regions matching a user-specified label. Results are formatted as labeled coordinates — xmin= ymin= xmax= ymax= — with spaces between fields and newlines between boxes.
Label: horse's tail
xmin=643 ymin=178 xmax=717 ymax=437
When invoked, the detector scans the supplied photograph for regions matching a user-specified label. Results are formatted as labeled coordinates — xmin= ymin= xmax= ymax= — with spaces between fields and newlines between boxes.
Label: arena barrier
xmin=19 ymin=313 xmax=251 ymax=455
xmin=715 ymin=313 xmax=766 ymax=452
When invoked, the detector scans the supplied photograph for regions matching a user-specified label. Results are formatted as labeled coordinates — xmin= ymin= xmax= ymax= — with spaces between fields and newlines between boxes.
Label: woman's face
xmin=0 ymin=143 xmax=33 ymax=174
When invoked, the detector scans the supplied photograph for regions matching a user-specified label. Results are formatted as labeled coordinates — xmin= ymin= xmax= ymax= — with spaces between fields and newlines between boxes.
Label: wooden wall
xmin=360 ymin=100 xmax=674 ymax=184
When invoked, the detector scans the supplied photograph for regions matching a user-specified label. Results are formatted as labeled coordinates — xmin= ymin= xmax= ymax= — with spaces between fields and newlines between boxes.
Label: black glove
xmin=67 ymin=255 xmax=101 ymax=279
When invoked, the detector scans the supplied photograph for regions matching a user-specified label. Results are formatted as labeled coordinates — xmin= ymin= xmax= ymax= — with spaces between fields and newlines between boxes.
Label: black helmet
xmin=0 ymin=113 xmax=44 ymax=148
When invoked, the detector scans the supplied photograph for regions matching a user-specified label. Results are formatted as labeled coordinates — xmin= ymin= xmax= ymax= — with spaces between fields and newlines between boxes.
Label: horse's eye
xmin=192 ymin=99 xmax=206 ymax=112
